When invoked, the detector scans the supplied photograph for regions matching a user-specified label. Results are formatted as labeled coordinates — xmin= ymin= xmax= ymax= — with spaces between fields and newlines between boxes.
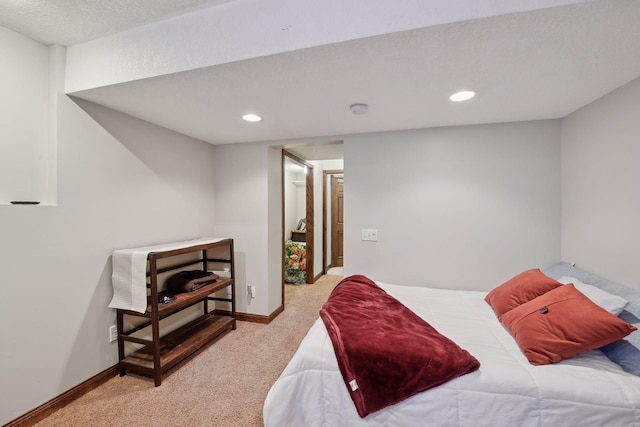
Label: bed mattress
xmin=263 ymin=282 xmax=640 ymax=426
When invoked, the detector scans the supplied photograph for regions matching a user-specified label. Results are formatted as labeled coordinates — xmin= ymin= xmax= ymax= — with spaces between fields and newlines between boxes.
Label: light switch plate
xmin=361 ymin=229 xmax=378 ymax=241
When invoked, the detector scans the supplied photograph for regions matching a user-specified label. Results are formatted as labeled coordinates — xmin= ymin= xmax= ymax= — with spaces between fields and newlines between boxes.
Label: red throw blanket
xmin=320 ymin=275 xmax=480 ymax=418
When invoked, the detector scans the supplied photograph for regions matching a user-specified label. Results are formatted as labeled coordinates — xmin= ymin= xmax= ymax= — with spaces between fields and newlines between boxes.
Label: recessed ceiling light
xmin=242 ymin=113 xmax=262 ymax=122
xmin=449 ymin=90 xmax=476 ymax=102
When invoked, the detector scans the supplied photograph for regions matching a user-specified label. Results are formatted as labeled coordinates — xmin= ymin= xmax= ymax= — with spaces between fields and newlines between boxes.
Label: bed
xmin=263 ymin=263 xmax=640 ymax=426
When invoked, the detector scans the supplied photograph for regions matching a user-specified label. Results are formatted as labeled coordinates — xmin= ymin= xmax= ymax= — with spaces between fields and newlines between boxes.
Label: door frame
xmin=282 ymin=150 xmax=315 ymax=288
xmin=322 ymin=169 xmax=343 ymax=272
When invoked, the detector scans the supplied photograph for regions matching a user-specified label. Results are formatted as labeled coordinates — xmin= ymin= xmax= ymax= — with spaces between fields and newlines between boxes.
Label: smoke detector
xmin=349 ymin=103 xmax=369 ymax=115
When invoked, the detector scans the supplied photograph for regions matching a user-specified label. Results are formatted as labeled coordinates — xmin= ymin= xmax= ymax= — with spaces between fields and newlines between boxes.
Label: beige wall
xmin=0 ymin=39 xmax=218 ymax=425
xmin=212 ymin=141 xmax=278 ymax=315
xmin=561 ymin=76 xmax=640 ymax=290
xmin=0 ymin=26 xmax=50 ymax=204
xmin=344 ymin=121 xmax=561 ymax=290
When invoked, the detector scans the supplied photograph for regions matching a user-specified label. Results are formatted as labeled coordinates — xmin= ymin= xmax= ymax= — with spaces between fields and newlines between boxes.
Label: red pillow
xmin=500 ymin=284 xmax=637 ymax=365
xmin=485 ymin=269 xmax=562 ymax=317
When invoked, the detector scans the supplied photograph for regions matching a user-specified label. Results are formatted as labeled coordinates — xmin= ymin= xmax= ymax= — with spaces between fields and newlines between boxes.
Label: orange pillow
xmin=484 ymin=269 xmax=562 ymax=317
xmin=500 ymin=284 xmax=637 ymax=365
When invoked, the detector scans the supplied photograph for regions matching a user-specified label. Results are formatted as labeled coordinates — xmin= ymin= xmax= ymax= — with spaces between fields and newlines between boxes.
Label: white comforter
xmin=263 ymin=282 xmax=640 ymax=426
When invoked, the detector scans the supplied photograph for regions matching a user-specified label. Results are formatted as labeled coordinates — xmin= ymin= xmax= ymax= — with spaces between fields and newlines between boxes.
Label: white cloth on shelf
xmin=109 ymin=237 xmax=225 ymax=313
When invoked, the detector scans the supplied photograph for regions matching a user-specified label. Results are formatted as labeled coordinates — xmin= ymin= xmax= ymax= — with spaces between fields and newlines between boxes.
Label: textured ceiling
xmin=284 ymin=142 xmax=345 ymax=162
xmin=3 ymin=0 xmax=640 ymax=157
xmin=69 ymin=0 xmax=640 ymax=145
xmin=0 ymin=0 xmax=234 ymax=46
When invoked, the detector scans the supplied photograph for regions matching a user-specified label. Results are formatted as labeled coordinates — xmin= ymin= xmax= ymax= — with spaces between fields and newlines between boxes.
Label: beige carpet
xmin=35 ymin=275 xmax=341 ymax=427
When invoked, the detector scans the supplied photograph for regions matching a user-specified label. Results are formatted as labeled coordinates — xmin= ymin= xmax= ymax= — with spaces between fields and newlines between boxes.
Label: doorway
xmin=330 ymin=175 xmax=344 ymax=267
xmin=323 ymin=170 xmax=344 ymax=271
xmin=282 ymin=151 xmax=314 ymax=285
xmin=281 ymin=142 xmax=344 ymax=291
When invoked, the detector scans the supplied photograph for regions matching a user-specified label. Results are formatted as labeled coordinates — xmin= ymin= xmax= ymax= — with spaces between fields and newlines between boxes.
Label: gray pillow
xmin=543 ymin=262 xmax=640 ymax=317
xmin=599 ymin=311 xmax=640 ymax=376
xmin=543 ymin=262 xmax=640 ymax=376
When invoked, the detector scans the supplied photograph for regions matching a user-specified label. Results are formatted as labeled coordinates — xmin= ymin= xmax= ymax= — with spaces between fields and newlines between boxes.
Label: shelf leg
xmin=152 ymin=316 xmax=162 ymax=386
xmin=116 ymin=310 xmax=126 ymax=376
xmin=150 ymin=256 xmax=163 ymax=386
xmin=230 ymin=240 xmax=236 ymax=331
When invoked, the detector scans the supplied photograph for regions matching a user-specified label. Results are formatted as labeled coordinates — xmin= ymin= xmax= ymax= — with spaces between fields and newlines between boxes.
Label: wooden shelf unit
xmin=116 ymin=238 xmax=235 ymax=386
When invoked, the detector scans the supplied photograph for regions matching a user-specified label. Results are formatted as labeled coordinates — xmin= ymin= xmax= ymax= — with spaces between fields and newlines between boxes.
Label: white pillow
xmin=558 ymin=276 xmax=629 ymax=316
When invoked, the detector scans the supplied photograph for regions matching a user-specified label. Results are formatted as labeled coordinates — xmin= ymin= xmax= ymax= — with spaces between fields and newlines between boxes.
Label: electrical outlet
xmin=109 ymin=325 xmax=118 ymax=343
xmin=247 ymin=284 xmax=256 ymax=298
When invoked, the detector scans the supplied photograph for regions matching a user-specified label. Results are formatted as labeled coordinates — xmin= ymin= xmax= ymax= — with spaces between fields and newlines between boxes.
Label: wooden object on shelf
xmin=290 ymin=230 xmax=306 ymax=242
xmin=115 ymin=238 xmax=235 ymax=386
